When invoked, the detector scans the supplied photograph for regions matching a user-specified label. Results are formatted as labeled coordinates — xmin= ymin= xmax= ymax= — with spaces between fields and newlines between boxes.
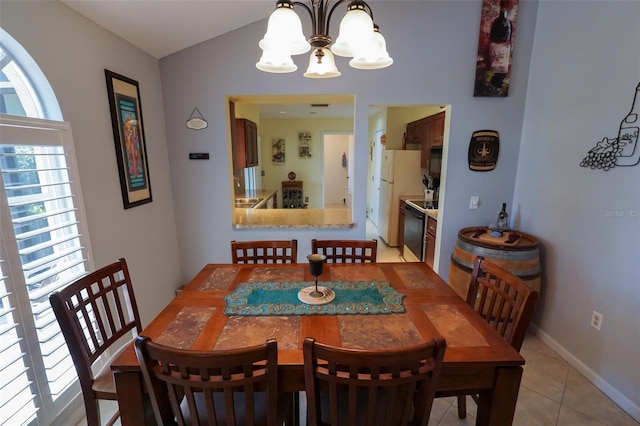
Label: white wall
xmin=0 ymin=1 xmax=182 ymax=326
xmin=158 ymin=0 xmax=639 ymax=416
xmin=258 ymin=117 xmax=353 ymax=207
xmin=160 ymin=0 xmax=538 ymax=281
xmin=516 ymin=1 xmax=640 ymax=417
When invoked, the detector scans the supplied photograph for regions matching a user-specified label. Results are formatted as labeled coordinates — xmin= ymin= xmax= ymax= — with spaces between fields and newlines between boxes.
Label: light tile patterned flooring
xmin=78 ymin=222 xmax=638 ymax=425
xmin=367 ymin=219 xmax=638 ymax=425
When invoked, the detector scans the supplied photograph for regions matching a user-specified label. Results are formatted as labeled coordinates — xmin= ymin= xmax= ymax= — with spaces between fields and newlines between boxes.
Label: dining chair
xmin=303 ymin=336 xmax=446 ymax=426
xmin=135 ymin=336 xmax=293 ymax=426
xmin=454 ymin=255 xmax=539 ymax=419
xmin=231 ymin=239 xmax=298 ymax=264
xmin=310 ymin=239 xmax=378 ymax=263
xmin=49 ymin=258 xmax=142 ymax=426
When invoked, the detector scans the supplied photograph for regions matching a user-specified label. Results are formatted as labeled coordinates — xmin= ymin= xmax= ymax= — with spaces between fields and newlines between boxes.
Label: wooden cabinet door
xmin=244 ymin=119 xmax=258 ymax=167
xmin=424 ymin=216 xmax=437 ymax=268
xmin=420 ymin=116 xmax=433 ymax=168
xmin=406 ymin=120 xmax=421 ymax=145
xmin=425 ymin=234 xmax=435 ymax=268
xmin=398 ymin=201 xmax=406 ymax=255
xmin=235 ymin=118 xmax=258 ymax=169
xmin=432 ymin=112 xmax=445 ymax=148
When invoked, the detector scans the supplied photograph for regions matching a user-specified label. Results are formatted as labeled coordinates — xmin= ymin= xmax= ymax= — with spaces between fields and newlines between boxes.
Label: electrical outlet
xmin=591 ymin=311 xmax=603 ymax=331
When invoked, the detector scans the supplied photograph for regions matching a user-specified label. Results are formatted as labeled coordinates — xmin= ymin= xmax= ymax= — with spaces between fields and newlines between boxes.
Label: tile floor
xmin=78 ymin=222 xmax=639 ymax=425
xmin=366 ymin=219 xmax=638 ymax=425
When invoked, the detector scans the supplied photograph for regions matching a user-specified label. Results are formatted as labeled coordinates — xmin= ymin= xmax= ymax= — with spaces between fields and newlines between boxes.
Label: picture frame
xmin=272 ymin=138 xmax=285 ymax=164
xmin=105 ymin=69 xmax=152 ymax=209
xmin=473 ymin=0 xmax=519 ymax=97
xmin=299 ymin=131 xmax=312 ymax=158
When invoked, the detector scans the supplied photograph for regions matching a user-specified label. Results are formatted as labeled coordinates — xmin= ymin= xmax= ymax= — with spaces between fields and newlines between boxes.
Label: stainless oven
xmin=404 ymin=201 xmax=425 ymax=261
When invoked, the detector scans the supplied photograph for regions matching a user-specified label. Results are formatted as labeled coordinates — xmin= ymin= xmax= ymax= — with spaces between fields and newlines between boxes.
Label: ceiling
xmin=60 ymin=0 xmax=275 ymax=59
xmin=58 ymin=0 xmax=399 ymax=119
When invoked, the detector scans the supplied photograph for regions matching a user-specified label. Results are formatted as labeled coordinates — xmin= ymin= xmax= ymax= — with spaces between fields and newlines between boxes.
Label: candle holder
xmin=298 ymin=254 xmax=335 ymax=305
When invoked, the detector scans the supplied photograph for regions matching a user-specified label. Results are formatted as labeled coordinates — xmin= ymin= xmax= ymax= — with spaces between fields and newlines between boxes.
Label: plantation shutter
xmin=0 ymin=115 xmax=94 ymax=425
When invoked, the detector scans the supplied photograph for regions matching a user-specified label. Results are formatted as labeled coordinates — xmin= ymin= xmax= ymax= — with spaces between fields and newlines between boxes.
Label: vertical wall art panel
xmin=105 ymin=70 xmax=153 ymax=208
xmin=272 ymin=138 xmax=285 ymax=164
xmin=474 ymin=0 xmax=519 ymax=97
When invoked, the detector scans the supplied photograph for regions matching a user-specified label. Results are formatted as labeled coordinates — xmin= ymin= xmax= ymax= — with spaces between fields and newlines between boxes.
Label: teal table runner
xmin=223 ymin=281 xmax=405 ymax=316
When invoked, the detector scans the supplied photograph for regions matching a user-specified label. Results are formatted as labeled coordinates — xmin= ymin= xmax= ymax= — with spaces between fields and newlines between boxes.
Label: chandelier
xmin=256 ymin=0 xmax=393 ymax=78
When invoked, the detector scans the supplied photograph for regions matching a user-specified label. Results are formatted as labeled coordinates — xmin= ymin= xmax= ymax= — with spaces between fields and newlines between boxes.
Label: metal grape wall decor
xmin=580 ymin=82 xmax=640 ymax=171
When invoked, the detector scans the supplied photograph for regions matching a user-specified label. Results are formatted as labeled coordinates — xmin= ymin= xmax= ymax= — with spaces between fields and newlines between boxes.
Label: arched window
xmin=1 ymin=30 xmax=94 ymax=425
xmin=0 ymin=28 xmax=61 ymax=120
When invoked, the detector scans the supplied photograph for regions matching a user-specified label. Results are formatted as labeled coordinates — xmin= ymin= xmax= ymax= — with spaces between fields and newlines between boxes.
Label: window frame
xmin=1 ymin=115 xmax=95 ymax=426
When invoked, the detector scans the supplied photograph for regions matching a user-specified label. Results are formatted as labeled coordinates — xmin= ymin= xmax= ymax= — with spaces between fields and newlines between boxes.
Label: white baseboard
xmin=530 ymin=324 xmax=640 ymax=423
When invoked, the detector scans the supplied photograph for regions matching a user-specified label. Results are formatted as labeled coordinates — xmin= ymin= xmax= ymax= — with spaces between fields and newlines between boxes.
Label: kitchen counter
xmin=233 ymin=208 xmax=354 ymax=229
xmin=234 ymin=189 xmax=278 ymax=209
xmin=400 ymin=196 xmax=438 ymax=219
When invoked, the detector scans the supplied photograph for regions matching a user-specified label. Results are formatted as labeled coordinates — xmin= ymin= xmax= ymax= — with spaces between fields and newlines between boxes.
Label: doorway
xmin=370 ymin=129 xmax=384 ymax=227
xmin=322 ymin=133 xmax=352 ymax=208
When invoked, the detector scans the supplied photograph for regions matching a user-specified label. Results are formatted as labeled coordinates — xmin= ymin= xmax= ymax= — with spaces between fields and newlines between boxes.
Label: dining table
xmin=111 ymin=262 xmax=525 ymax=426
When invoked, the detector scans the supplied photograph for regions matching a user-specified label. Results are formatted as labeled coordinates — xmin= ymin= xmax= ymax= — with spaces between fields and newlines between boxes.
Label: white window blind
xmin=0 ymin=115 xmax=93 ymax=425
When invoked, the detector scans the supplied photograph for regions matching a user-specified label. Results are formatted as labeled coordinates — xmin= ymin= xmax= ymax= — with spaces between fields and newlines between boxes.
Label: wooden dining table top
xmin=111 ymin=262 xmax=525 ymax=425
xmin=112 ymin=261 xmax=523 ymax=374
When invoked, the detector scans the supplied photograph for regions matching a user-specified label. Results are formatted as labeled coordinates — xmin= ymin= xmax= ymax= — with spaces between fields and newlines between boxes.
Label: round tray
xmin=297 ymin=286 xmax=335 ymax=305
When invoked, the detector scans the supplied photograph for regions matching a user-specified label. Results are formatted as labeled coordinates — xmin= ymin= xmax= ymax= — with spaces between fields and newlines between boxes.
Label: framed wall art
xmin=473 ymin=0 xmax=519 ymax=97
xmin=299 ymin=131 xmax=311 ymax=158
xmin=272 ymin=138 xmax=285 ymax=164
xmin=104 ymin=69 xmax=152 ymax=209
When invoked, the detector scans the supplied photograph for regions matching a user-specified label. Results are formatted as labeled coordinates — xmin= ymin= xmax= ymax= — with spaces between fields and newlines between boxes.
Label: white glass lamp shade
xmin=256 ymin=49 xmax=297 ymax=73
xmin=349 ymin=29 xmax=393 ymax=69
xmin=331 ymin=7 xmax=376 ymax=58
xmin=304 ymin=48 xmax=341 ymax=78
xmin=259 ymin=4 xmax=310 ymax=56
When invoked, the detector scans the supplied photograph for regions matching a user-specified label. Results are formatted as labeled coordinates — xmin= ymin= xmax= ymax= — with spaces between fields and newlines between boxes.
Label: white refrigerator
xmin=377 ymin=150 xmax=423 ymax=246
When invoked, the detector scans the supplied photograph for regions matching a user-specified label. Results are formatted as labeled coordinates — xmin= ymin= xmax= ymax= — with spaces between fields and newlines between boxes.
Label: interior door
xmin=370 ymin=130 xmax=384 ymax=227
xmin=347 ymin=134 xmax=355 ymax=208
xmin=322 ymin=133 xmax=351 ymax=207
xmin=378 ymin=180 xmax=393 ymax=242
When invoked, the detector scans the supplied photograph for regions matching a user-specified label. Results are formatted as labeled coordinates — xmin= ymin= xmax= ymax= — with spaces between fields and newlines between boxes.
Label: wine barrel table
xmin=449 ymin=226 xmax=542 ymax=300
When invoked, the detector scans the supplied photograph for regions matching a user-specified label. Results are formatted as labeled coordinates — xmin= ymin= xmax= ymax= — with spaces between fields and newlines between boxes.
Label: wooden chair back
xmin=467 ymin=256 xmax=539 ymax=352
xmin=303 ymin=336 xmax=446 ymax=426
xmin=231 ymin=239 xmax=298 ymax=264
xmin=49 ymin=258 xmax=141 ymax=426
xmin=453 ymin=255 xmax=540 ymax=419
xmin=311 ymin=239 xmax=378 ymax=263
xmin=135 ymin=336 xmax=287 ymax=426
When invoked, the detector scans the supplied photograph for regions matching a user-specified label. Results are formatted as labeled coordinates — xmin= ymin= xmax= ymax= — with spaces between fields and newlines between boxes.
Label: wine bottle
xmin=488 ymin=1 xmax=512 ymax=88
xmin=615 ymin=82 xmax=640 ymax=166
xmin=497 ymin=203 xmax=509 ymax=230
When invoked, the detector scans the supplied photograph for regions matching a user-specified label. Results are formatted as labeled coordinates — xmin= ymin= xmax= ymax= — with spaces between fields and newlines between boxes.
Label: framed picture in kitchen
xmin=104 ymin=70 xmax=152 ymax=209
xmin=272 ymin=138 xmax=285 ymax=164
xmin=473 ymin=0 xmax=519 ymax=97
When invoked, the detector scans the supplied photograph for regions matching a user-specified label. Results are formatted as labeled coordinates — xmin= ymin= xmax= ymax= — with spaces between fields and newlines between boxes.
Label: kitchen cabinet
xmin=431 ymin=112 xmax=445 ymax=147
xmin=282 ymin=181 xmax=303 ymax=208
xmin=234 ymin=118 xmax=258 ymax=169
xmin=420 ymin=116 xmax=434 ymax=167
xmin=406 ymin=112 xmax=446 ymax=168
xmin=405 ymin=119 xmax=424 ymax=146
xmin=398 ymin=200 xmax=406 ymax=256
xmin=424 ymin=215 xmax=437 ymax=268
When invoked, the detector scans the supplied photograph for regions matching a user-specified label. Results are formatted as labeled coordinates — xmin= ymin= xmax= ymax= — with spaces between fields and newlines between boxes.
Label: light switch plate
xmin=470 ymin=196 xmax=479 ymax=209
